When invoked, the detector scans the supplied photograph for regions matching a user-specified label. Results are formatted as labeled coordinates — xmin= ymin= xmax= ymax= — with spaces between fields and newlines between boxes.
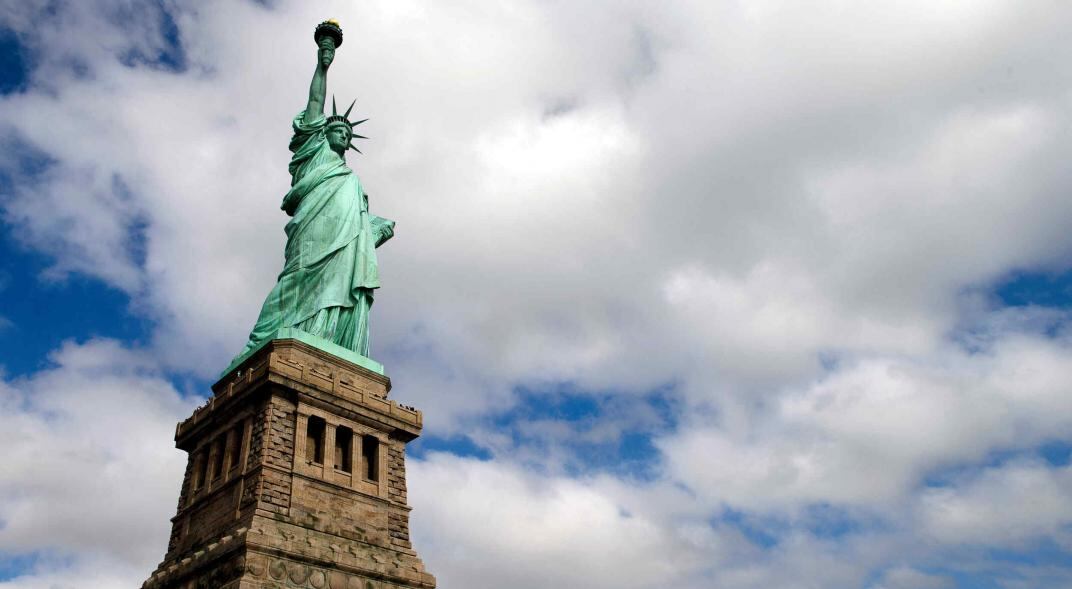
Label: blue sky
xmin=0 ymin=30 xmax=145 ymax=378
xmin=3 ymin=2 xmax=1072 ymax=588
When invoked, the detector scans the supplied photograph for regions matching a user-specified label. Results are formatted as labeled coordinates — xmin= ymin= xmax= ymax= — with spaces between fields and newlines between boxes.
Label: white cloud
xmin=662 ymin=328 xmax=1072 ymax=510
xmin=409 ymin=454 xmax=930 ymax=589
xmin=870 ymin=566 xmax=954 ymax=589
xmin=409 ymin=453 xmax=712 ymax=589
xmin=0 ymin=339 xmax=197 ymax=587
xmin=919 ymin=460 xmax=1072 ymax=547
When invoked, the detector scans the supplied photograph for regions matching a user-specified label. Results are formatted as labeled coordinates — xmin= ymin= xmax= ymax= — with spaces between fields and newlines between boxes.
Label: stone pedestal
xmin=142 ymin=338 xmax=436 ymax=589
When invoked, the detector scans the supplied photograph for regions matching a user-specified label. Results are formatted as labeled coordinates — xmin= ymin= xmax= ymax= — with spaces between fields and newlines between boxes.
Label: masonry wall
xmin=387 ymin=440 xmax=413 ymax=552
xmin=165 ymin=402 xmax=260 ymax=560
xmin=257 ymin=393 xmax=296 ymax=515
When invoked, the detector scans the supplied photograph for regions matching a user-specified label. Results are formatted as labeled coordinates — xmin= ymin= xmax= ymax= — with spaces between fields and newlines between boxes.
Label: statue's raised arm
xmin=305 ymin=22 xmax=339 ymax=123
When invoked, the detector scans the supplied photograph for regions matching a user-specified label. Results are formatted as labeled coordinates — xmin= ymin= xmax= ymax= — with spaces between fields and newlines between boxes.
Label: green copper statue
xmin=233 ymin=20 xmax=394 ymax=367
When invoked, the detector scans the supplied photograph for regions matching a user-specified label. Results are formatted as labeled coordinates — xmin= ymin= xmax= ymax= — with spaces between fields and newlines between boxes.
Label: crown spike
xmin=353 ymin=134 xmax=367 ymax=140
xmin=343 ymin=98 xmax=356 ymax=119
xmin=349 ymin=142 xmax=362 ymax=153
xmin=350 ymin=118 xmax=368 ymax=127
xmin=332 ymin=95 xmax=338 ymax=116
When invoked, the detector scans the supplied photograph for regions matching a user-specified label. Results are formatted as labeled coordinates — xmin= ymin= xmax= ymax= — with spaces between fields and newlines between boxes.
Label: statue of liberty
xmin=232 ymin=20 xmax=394 ymax=369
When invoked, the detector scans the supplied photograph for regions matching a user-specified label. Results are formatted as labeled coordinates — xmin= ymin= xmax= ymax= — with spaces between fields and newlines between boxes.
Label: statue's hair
xmin=326 ymin=96 xmax=368 ymax=153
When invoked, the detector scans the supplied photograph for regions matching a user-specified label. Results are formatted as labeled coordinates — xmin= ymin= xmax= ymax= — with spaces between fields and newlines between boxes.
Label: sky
xmin=2 ymin=0 xmax=1072 ymax=587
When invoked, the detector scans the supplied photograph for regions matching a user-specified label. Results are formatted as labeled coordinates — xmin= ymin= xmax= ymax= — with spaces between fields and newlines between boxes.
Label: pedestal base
xmin=222 ymin=327 xmax=386 ymax=378
xmin=143 ymin=338 xmax=434 ymax=589
xmin=143 ymin=516 xmax=434 ymax=589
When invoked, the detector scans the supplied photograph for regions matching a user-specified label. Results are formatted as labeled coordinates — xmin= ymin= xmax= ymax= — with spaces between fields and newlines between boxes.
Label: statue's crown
xmin=326 ymin=96 xmax=368 ymax=153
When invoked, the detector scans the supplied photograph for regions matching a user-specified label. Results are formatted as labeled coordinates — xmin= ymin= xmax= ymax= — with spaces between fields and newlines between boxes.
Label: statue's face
xmin=327 ymin=124 xmax=350 ymax=153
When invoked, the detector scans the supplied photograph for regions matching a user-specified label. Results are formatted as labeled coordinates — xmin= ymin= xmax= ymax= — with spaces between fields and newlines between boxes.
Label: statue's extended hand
xmin=318 ymin=38 xmax=335 ymax=69
xmin=371 ymin=216 xmax=395 ymax=248
xmin=377 ymin=223 xmax=394 ymax=245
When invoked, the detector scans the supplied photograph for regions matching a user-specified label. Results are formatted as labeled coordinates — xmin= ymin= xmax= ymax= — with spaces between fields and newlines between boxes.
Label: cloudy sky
xmin=2 ymin=1 xmax=1072 ymax=587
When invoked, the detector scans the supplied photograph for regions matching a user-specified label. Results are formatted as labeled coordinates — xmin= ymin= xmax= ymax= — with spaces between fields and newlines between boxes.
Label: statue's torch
xmin=314 ymin=19 xmax=344 ymax=49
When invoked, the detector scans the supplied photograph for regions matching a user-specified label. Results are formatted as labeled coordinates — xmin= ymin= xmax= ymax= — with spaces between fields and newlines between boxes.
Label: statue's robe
xmin=237 ymin=111 xmax=393 ymax=359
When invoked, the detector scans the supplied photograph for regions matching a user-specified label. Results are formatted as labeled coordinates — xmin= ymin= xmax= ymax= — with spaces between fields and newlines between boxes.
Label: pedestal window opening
xmin=192 ymin=449 xmax=208 ymax=490
xmin=227 ymin=423 xmax=244 ymax=471
xmin=306 ymin=416 xmax=325 ymax=464
xmin=210 ymin=436 xmax=226 ymax=480
xmin=335 ymin=426 xmax=353 ymax=472
xmin=361 ymin=434 xmax=379 ymax=481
